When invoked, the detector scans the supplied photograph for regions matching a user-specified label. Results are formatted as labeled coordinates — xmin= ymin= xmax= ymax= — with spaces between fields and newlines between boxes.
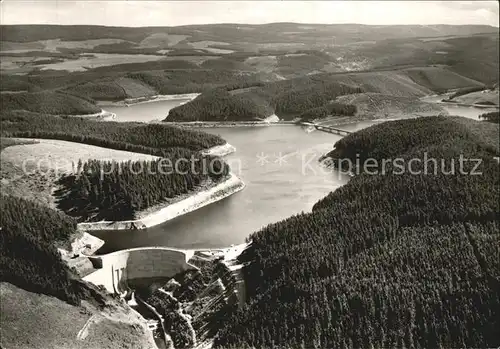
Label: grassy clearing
xmin=138 ymin=33 xmax=190 ymax=47
xmin=0 ymin=138 xmax=158 ymax=210
xmin=335 ymin=92 xmax=446 ymax=119
xmin=0 ymin=282 xmax=156 ymax=349
xmin=452 ymin=89 xmax=499 ymax=106
xmin=403 ymin=66 xmax=484 ymax=92
xmin=244 ymin=56 xmax=278 ymax=73
xmin=38 ymin=53 xmax=166 ymax=72
xmin=327 ymin=70 xmax=432 ymax=97
xmin=114 ymin=77 xmax=157 ymax=98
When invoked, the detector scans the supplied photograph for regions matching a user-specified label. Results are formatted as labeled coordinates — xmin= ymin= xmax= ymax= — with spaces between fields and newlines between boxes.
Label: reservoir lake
xmin=93 ymin=97 xmax=494 ymax=252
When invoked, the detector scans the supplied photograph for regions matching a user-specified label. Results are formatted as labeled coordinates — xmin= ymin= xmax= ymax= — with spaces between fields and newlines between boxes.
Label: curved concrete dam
xmin=83 ymin=247 xmax=198 ymax=294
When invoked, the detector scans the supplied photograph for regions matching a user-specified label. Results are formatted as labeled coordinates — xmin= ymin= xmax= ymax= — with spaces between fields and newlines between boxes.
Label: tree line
xmin=479 ymin=111 xmax=499 ymax=123
xmin=1 ymin=111 xmax=225 ymax=154
xmin=167 ymin=89 xmax=272 ymax=122
xmin=167 ymin=75 xmax=361 ymax=122
xmin=0 ymin=195 xmax=83 ymax=305
xmin=56 ymin=155 xmax=229 ymax=222
xmin=1 ymin=91 xmax=100 ymax=115
xmin=299 ymin=102 xmax=357 ymax=121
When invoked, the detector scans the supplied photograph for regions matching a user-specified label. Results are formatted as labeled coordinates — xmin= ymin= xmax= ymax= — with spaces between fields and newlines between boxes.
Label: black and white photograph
xmin=0 ymin=1 xmax=499 ymax=348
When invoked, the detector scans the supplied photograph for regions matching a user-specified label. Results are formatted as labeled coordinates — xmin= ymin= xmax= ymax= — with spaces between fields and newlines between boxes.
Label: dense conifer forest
xmin=213 ymin=117 xmax=500 ymax=348
xmin=1 ymin=111 xmax=231 ymax=222
xmin=1 ymin=91 xmax=100 ymax=115
xmin=1 ymin=111 xmax=225 ymax=154
xmin=127 ymin=70 xmax=264 ymax=95
xmin=167 ymin=89 xmax=274 ymax=121
xmin=0 ymin=196 xmax=83 ymax=304
xmin=479 ymin=111 xmax=499 ymax=123
xmin=166 ymin=77 xmax=361 ymax=121
xmin=299 ymin=102 xmax=357 ymax=121
xmin=56 ymin=156 xmax=229 ymax=222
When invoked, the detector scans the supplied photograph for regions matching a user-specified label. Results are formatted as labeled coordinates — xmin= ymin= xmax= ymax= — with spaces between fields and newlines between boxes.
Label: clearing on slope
xmin=450 ymin=89 xmax=499 ymax=106
xmin=0 ymin=282 xmax=157 ymax=349
xmin=403 ymin=66 xmax=484 ymax=92
xmin=334 ymin=92 xmax=447 ymax=120
xmin=0 ymin=138 xmax=158 ymax=210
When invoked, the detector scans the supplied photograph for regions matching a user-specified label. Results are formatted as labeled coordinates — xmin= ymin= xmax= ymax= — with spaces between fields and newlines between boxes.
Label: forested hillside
xmin=1 ymin=111 xmax=225 ymax=154
xmin=167 ymin=89 xmax=273 ymax=121
xmin=214 ymin=117 xmax=500 ymax=348
xmin=299 ymin=102 xmax=357 ymax=121
xmin=165 ymin=67 xmax=485 ymax=122
xmin=166 ymin=77 xmax=362 ymax=121
xmin=1 ymin=91 xmax=100 ymax=115
xmin=56 ymin=156 xmax=229 ymax=222
xmin=1 ymin=111 xmax=230 ymax=221
xmin=479 ymin=111 xmax=499 ymax=123
xmin=0 ymin=196 xmax=83 ymax=304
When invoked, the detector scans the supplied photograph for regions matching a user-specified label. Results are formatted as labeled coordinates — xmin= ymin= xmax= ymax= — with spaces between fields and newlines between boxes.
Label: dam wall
xmin=83 ymin=247 xmax=197 ymax=294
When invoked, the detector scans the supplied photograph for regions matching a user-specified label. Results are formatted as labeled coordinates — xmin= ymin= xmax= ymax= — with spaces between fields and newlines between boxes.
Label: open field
xmin=451 ymin=89 xmax=499 ymax=106
xmin=1 ymin=24 xmax=496 ymax=80
xmin=1 ymin=138 xmax=158 ymax=172
xmin=188 ymin=40 xmax=234 ymax=54
xmin=0 ymin=282 xmax=157 ymax=349
xmin=115 ymin=77 xmax=157 ymax=98
xmin=0 ymin=138 xmax=158 ymax=209
xmin=335 ymin=92 xmax=447 ymax=119
xmin=403 ymin=66 xmax=485 ymax=92
xmin=38 ymin=53 xmax=166 ymax=72
xmin=1 ymin=38 xmax=132 ymax=52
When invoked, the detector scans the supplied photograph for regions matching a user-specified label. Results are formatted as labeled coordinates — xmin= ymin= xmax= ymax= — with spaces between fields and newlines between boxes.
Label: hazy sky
xmin=1 ymin=1 xmax=499 ymax=27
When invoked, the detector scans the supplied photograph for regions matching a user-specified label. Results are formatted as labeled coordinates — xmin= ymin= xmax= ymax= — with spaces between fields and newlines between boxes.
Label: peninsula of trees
xmin=166 ymin=77 xmax=362 ymax=122
xmin=1 ymin=111 xmax=225 ymax=154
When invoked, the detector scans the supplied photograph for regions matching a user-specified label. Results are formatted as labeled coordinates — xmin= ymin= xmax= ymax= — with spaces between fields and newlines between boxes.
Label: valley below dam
xmin=91 ymin=95 xmax=493 ymax=253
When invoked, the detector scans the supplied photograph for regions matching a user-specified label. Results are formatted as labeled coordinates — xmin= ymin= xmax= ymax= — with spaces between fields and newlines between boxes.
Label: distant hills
xmin=1 ymin=23 xmax=497 ymax=119
xmin=1 ymin=23 xmax=497 ymax=44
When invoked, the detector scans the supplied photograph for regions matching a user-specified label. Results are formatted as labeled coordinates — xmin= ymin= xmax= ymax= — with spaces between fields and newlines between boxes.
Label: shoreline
xmin=77 ymin=171 xmax=245 ymax=231
xmin=97 ymin=93 xmax=200 ymax=107
xmin=439 ymin=99 xmax=499 ymax=109
xmin=59 ymin=108 xmax=116 ymax=120
xmin=165 ymin=120 xmax=297 ymax=128
xmin=201 ymin=143 xmax=236 ymax=157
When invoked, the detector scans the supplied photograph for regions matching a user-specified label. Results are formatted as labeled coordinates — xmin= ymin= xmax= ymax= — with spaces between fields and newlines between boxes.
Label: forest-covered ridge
xmin=0 ymin=195 xmax=83 ymax=304
xmin=213 ymin=116 xmax=500 ymax=348
xmin=1 ymin=91 xmax=100 ymax=115
xmin=0 ymin=110 xmax=225 ymax=154
xmin=55 ymin=156 xmax=229 ymax=222
xmin=165 ymin=67 xmax=484 ymax=122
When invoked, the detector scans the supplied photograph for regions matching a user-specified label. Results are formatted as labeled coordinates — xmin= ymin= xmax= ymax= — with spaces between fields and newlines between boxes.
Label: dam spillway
xmin=83 ymin=247 xmax=198 ymax=294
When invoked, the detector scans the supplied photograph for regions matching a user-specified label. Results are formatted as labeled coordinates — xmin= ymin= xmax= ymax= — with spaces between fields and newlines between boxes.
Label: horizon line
xmin=1 ymin=22 xmax=499 ymax=28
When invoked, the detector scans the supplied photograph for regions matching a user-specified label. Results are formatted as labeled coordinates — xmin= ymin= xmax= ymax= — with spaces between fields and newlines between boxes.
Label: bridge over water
xmin=301 ymin=122 xmax=352 ymax=136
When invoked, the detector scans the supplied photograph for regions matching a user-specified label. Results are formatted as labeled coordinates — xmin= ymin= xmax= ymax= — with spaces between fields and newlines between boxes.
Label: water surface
xmin=93 ymin=125 xmax=357 ymax=251
xmin=105 ymin=99 xmax=191 ymax=123
xmin=92 ymin=97 xmax=491 ymax=252
xmin=421 ymin=94 xmax=498 ymax=120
